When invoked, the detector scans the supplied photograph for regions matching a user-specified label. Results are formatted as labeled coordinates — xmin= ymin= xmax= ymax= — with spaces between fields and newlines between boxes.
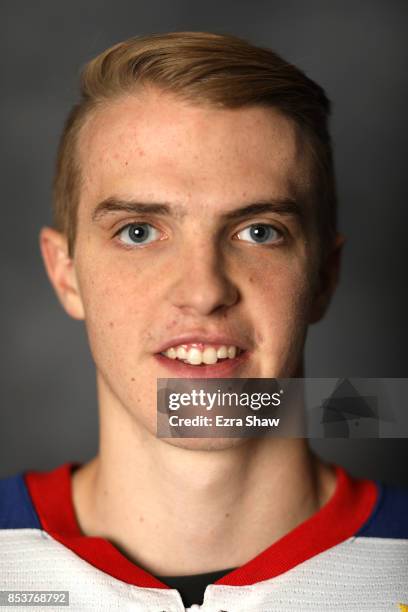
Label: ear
xmin=39 ymin=227 xmax=85 ymax=320
xmin=309 ymin=233 xmax=345 ymax=324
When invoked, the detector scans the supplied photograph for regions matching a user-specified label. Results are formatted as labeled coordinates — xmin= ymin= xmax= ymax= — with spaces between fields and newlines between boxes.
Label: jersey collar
xmin=24 ymin=462 xmax=378 ymax=588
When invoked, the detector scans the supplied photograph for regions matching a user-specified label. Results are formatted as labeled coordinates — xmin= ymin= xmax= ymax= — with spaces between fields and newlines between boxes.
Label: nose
xmin=168 ymin=242 xmax=239 ymax=316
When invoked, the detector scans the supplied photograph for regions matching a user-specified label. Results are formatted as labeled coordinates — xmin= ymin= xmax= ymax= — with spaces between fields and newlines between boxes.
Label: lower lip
xmin=154 ymin=351 xmax=250 ymax=378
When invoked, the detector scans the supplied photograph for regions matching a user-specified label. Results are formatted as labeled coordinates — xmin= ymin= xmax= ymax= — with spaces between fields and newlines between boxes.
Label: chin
xmin=159 ymin=436 xmax=250 ymax=452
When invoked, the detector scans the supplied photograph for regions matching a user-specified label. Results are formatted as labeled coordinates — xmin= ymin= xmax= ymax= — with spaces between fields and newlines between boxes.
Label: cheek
xmin=76 ymin=257 xmax=160 ymax=357
xmin=248 ymin=259 xmax=314 ymax=337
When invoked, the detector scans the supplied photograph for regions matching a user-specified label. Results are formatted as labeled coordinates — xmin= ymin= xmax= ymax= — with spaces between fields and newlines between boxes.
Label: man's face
xmin=66 ymin=89 xmax=324 ymax=437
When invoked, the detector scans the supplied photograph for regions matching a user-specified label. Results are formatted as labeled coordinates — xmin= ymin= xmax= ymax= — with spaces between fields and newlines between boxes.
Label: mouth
xmin=162 ymin=342 xmax=243 ymax=365
xmin=154 ymin=340 xmax=250 ymax=377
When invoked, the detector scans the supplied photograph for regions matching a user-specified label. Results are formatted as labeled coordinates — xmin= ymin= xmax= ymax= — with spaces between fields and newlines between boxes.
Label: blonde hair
xmin=53 ymin=31 xmax=336 ymax=256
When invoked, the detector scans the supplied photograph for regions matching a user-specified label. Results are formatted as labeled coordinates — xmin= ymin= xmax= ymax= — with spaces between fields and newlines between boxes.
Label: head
xmin=40 ymin=32 xmax=343 ymax=447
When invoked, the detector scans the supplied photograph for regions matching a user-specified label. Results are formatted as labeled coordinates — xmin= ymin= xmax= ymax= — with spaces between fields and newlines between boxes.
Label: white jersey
xmin=0 ymin=463 xmax=407 ymax=611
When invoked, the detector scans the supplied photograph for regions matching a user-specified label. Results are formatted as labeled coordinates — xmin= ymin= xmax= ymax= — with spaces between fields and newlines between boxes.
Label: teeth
xmin=216 ymin=346 xmax=228 ymax=359
xmin=176 ymin=346 xmax=187 ymax=359
xmin=187 ymin=347 xmax=202 ymax=365
xmin=162 ymin=343 xmax=242 ymax=365
xmin=228 ymin=345 xmax=237 ymax=359
xmin=202 ymin=347 xmax=218 ymax=364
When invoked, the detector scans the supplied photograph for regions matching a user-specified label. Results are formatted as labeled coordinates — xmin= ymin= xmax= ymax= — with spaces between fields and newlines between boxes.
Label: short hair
xmin=53 ymin=31 xmax=337 ymax=258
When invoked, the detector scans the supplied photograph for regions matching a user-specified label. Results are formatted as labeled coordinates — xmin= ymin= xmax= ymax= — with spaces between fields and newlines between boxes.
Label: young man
xmin=1 ymin=32 xmax=407 ymax=611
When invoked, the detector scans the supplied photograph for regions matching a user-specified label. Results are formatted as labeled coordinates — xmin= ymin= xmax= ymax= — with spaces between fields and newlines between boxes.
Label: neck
xmin=72 ymin=378 xmax=336 ymax=576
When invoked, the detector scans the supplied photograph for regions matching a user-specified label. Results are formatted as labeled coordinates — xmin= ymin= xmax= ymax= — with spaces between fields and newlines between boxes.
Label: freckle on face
xmin=256 ymin=332 xmax=265 ymax=344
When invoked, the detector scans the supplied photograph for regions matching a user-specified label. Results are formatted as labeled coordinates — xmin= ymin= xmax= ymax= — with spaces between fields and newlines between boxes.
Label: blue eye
xmin=117 ymin=223 xmax=160 ymax=246
xmin=236 ymin=224 xmax=281 ymax=244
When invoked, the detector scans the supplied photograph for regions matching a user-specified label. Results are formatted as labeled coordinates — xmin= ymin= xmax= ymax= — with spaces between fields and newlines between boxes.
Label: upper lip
xmin=156 ymin=332 xmax=251 ymax=354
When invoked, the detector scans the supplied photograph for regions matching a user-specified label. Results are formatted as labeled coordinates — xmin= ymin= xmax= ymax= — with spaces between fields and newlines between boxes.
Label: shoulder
xmin=356 ymin=480 xmax=408 ymax=539
xmin=0 ymin=473 xmax=41 ymax=529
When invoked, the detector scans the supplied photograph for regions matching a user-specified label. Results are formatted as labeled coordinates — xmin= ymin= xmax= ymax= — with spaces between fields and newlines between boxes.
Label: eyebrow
xmin=91 ymin=196 xmax=304 ymax=224
xmin=222 ymin=199 xmax=303 ymax=222
xmin=91 ymin=198 xmax=182 ymax=222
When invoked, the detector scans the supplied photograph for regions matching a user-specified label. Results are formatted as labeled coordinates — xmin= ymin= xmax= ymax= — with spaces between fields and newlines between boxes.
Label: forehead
xmin=78 ymin=89 xmax=313 ymax=213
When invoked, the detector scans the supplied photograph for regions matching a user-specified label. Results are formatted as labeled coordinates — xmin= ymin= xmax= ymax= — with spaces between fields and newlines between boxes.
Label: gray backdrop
xmin=1 ymin=0 xmax=407 ymax=485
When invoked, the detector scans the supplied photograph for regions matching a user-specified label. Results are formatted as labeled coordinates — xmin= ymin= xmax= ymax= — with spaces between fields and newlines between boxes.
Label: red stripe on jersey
xmin=216 ymin=465 xmax=378 ymax=585
xmin=25 ymin=464 xmax=169 ymax=589
xmin=24 ymin=463 xmax=378 ymax=588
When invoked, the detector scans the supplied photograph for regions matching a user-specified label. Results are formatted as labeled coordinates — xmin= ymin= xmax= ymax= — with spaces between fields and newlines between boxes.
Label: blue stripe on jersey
xmin=0 ymin=474 xmax=41 ymax=529
xmin=356 ymin=482 xmax=408 ymax=539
